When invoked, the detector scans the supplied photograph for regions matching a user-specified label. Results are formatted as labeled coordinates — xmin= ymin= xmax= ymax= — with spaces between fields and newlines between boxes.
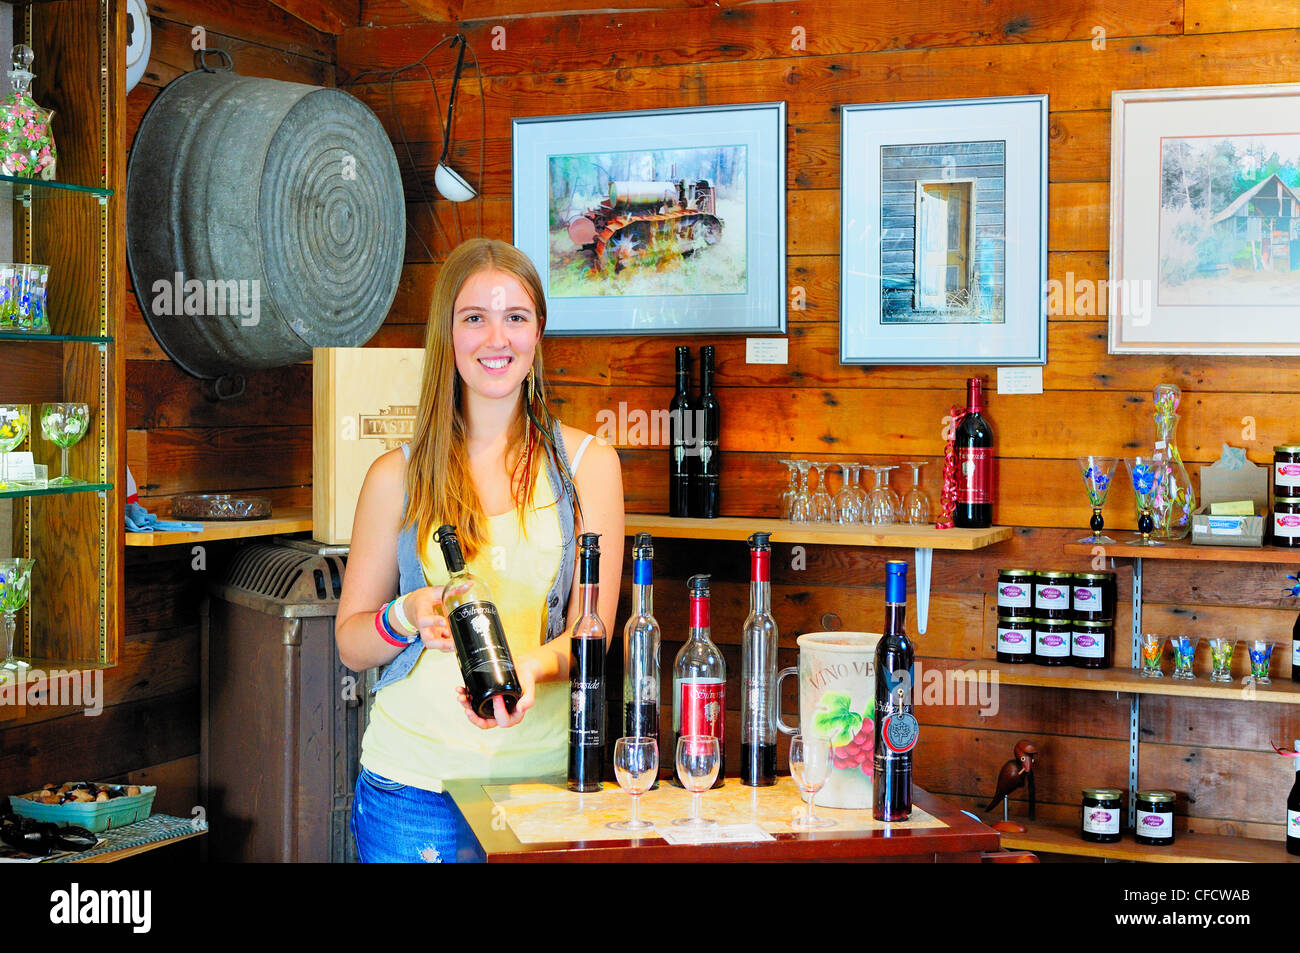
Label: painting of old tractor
xmin=565 ymin=178 xmax=724 ymax=273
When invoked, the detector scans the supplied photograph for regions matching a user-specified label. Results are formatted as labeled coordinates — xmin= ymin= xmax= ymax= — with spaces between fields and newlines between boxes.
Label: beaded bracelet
xmin=375 ymin=603 xmax=417 ymax=648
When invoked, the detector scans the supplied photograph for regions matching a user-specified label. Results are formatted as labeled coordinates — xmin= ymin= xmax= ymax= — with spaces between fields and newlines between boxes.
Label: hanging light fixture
xmin=434 ymin=34 xmax=476 ymax=203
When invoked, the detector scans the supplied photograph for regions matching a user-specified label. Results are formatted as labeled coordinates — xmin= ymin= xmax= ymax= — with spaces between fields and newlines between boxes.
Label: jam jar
xmin=997 ymin=569 xmax=1036 ymax=614
xmin=1273 ymin=497 xmax=1300 ymax=548
xmin=1034 ymin=617 xmax=1072 ymax=666
xmin=996 ymin=616 xmax=1034 ymax=664
xmin=1071 ymin=619 xmax=1114 ymax=669
xmin=1081 ymin=788 xmax=1123 ymax=843
xmin=1134 ymin=790 xmax=1176 ymax=846
xmin=1071 ymin=571 xmax=1115 ymax=621
xmin=1274 ymin=446 xmax=1300 ymax=497
xmin=1034 ymin=571 xmax=1073 ymax=619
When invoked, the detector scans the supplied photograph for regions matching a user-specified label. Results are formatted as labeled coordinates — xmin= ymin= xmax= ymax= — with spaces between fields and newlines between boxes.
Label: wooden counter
xmin=444 ymin=777 xmax=1000 ymax=862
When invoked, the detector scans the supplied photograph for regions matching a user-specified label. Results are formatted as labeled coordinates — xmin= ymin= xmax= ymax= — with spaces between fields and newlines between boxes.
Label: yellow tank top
xmin=360 ymin=465 xmax=568 ymax=792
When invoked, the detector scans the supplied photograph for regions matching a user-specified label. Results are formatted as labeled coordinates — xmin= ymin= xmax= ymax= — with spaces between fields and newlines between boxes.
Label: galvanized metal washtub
xmin=126 ymin=62 xmax=405 ymax=380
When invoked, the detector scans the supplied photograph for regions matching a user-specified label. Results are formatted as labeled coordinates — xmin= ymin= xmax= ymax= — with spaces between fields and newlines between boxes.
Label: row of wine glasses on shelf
xmin=779 ymin=459 xmax=932 ymax=525
xmin=1078 ymin=454 xmax=1183 ymax=546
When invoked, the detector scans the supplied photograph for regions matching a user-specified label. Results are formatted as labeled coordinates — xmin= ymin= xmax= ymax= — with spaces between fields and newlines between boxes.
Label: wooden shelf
xmin=124 ymin=506 xmax=313 ymax=547
xmin=1064 ymin=540 xmax=1300 ymax=564
xmin=949 ymin=659 xmax=1300 ymax=704
xmin=1000 ymin=818 xmax=1298 ymax=863
xmin=624 ymin=515 xmax=1013 ymax=550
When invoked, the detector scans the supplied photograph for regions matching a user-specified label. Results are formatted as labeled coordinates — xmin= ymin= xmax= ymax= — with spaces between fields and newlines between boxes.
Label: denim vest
xmin=370 ymin=424 xmax=578 ymax=695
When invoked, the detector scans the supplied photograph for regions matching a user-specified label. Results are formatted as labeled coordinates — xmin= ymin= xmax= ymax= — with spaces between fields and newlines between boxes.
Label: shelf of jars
xmin=999 ymin=818 xmax=1298 ymax=864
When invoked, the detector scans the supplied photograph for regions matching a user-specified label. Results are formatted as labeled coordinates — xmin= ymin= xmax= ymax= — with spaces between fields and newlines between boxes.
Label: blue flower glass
xmin=1077 ymin=456 xmax=1118 ymax=544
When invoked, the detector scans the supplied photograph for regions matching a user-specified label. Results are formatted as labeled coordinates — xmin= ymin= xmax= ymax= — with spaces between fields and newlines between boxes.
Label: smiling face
xmin=451 ymin=268 xmax=541 ymax=401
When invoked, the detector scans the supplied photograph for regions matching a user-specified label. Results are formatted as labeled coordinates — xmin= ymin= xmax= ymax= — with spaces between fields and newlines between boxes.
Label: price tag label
xmin=996 ymin=366 xmax=1043 ymax=394
xmin=745 ymin=338 xmax=788 ymax=365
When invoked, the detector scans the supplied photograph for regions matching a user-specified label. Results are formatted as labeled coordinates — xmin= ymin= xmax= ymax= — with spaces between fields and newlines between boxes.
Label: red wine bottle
xmin=694 ymin=346 xmax=721 ymax=518
xmin=568 ymin=533 xmax=606 ymax=793
xmin=669 ymin=346 xmax=694 ymax=519
xmin=673 ymin=574 xmax=725 ymax=788
xmin=873 ymin=560 xmax=917 ymax=821
xmin=1289 ymin=739 xmax=1300 ymax=856
xmin=954 ymin=376 xmax=993 ymax=528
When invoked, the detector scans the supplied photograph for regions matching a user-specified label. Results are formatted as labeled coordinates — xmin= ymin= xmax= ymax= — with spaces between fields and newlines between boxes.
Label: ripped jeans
xmin=350 ymin=766 xmax=461 ymax=863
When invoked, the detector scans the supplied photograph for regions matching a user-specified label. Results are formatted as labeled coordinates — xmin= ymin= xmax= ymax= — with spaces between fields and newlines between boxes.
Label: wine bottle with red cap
xmin=741 ymin=532 xmax=778 ymax=786
xmin=673 ymin=574 xmax=726 ymax=788
xmin=955 ymin=376 xmax=994 ymax=528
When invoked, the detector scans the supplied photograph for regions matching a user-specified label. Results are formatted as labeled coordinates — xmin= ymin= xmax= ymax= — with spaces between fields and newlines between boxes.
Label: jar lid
xmin=1276 ymin=497 xmax=1300 ymax=504
xmin=1073 ymin=619 xmax=1113 ymax=627
xmin=1073 ymin=572 xmax=1114 ymax=581
xmin=1083 ymin=787 xmax=1124 ymax=800
xmin=1274 ymin=445 xmax=1300 ymax=453
xmin=999 ymin=568 xmax=1035 ymax=576
xmin=998 ymin=616 xmax=1035 ymax=624
xmin=1137 ymin=789 xmax=1176 ymax=803
xmin=1034 ymin=617 xmax=1071 ymax=626
xmin=1038 ymin=571 xmax=1073 ymax=580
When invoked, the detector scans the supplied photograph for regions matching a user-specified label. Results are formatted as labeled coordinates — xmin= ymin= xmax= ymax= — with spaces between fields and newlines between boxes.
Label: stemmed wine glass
xmin=40 ymin=403 xmax=90 ymax=486
xmin=1077 ymin=456 xmax=1118 ymax=544
xmin=673 ymin=735 xmax=720 ymax=827
xmin=867 ymin=465 xmax=900 ymax=524
xmin=789 ymin=733 xmax=836 ymax=829
xmin=791 ymin=460 xmax=812 ymax=523
xmin=1125 ymin=456 xmax=1167 ymax=546
xmin=608 ymin=736 xmax=658 ymax=832
xmin=778 ymin=460 xmax=799 ymax=520
xmin=833 ymin=462 xmax=863 ymax=524
xmin=902 ymin=461 xmax=931 ymax=524
xmin=0 ymin=557 xmax=34 ymax=677
xmin=809 ymin=463 xmax=833 ymax=523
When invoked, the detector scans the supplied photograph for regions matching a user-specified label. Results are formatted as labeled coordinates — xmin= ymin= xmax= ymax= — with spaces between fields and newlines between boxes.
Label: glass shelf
xmin=0 ymin=173 xmax=112 ymax=204
xmin=0 ymin=331 xmax=111 ymax=343
xmin=0 ymin=481 xmax=111 ymax=500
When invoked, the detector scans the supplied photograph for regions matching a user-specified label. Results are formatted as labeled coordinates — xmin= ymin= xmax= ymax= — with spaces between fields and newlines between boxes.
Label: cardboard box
xmin=1191 ymin=460 xmax=1268 ymax=547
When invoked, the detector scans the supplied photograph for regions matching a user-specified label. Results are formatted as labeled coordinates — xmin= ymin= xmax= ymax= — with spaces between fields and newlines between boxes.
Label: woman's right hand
xmin=397 ymin=583 xmax=472 ymax=653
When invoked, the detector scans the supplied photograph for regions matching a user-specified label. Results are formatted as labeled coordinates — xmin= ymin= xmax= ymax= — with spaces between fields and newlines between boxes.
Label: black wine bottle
xmin=954 ymin=376 xmax=993 ymax=528
xmin=568 ymin=533 xmax=607 ymax=793
xmin=1292 ymin=612 xmax=1300 ymax=684
xmin=669 ymin=346 xmax=694 ymax=519
xmin=695 ymin=345 xmax=721 ymax=518
xmin=1289 ymin=739 xmax=1300 ymax=856
xmin=873 ymin=560 xmax=917 ymax=822
xmin=434 ymin=525 xmax=522 ymax=719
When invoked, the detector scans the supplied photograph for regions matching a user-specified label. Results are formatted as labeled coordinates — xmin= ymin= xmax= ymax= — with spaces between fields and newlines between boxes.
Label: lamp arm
xmin=440 ymin=34 xmax=467 ymax=166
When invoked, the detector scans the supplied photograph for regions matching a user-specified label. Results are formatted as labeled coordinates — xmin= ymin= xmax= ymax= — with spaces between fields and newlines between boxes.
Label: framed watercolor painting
xmin=512 ymin=102 xmax=786 ymax=336
xmin=1110 ymin=83 xmax=1300 ymax=355
xmin=839 ymin=95 xmax=1048 ymax=365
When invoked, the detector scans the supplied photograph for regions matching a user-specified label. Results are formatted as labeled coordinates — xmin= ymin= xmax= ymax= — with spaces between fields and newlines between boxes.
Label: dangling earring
xmin=527 ymin=365 xmax=535 ymax=405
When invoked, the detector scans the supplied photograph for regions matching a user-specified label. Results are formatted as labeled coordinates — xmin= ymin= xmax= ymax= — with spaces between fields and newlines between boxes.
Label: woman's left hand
xmin=456 ymin=653 xmax=539 ymax=730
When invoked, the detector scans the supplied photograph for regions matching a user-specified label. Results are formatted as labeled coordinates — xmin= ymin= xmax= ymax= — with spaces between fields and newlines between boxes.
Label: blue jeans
xmin=350 ymin=766 xmax=462 ymax=863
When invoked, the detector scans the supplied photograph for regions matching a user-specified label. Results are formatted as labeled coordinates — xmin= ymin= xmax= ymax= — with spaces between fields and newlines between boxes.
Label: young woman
xmin=336 ymin=238 xmax=625 ymax=863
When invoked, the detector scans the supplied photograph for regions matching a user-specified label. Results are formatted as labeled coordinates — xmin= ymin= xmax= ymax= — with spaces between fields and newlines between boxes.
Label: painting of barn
xmin=879 ymin=140 xmax=1006 ymax=324
xmin=1207 ymin=173 xmax=1300 ymax=273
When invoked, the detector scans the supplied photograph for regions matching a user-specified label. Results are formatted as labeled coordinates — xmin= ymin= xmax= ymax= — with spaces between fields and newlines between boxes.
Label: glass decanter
xmin=0 ymin=45 xmax=57 ymax=180
xmin=1150 ymin=384 xmax=1195 ymax=541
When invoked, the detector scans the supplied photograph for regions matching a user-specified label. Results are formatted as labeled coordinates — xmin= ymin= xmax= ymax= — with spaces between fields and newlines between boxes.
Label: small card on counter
xmin=657 ymin=823 xmax=775 ymax=846
xmin=1 ymin=452 xmax=35 ymax=481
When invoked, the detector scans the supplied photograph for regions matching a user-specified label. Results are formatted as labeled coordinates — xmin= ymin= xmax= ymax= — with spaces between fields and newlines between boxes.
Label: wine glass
xmin=1248 ymin=640 xmax=1274 ymax=685
xmin=673 ymin=735 xmax=720 ymax=827
xmin=0 ymin=557 xmax=34 ymax=675
xmin=902 ymin=461 xmax=931 ymax=524
xmin=809 ymin=463 xmax=832 ymax=523
xmin=40 ymin=403 xmax=90 ymax=486
xmin=1208 ymin=638 xmax=1236 ymax=683
xmin=791 ymin=460 xmax=812 ymax=523
xmin=833 ymin=462 xmax=862 ymax=524
xmin=867 ymin=466 xmax=899 ymax=524
xmin=778 ymin=460 xmax=799 ymax=520
xmin=0 ymin=404 xmax=30 ymax=490
xmin=1125 ymin=456 xmax=1166 ymax=546
xmin=1077 ymin=456 xmax=1118 ymax=544
xmin=1139 ymin=633 xmax=1166 ymax=678
xmin=608 ymin=736 xmax=658 ymax=832
xmin=789 ymin=733 xmax=836 ymax=829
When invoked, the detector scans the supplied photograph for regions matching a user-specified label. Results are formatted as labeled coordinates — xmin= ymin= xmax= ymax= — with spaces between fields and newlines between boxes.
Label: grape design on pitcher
xmin=814 ymin=690 xmax=874 ymax=776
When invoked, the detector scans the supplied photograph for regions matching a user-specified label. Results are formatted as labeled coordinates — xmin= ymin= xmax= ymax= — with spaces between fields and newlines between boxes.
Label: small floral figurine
xmin=0 ymin=45 xmax=56 ymax=181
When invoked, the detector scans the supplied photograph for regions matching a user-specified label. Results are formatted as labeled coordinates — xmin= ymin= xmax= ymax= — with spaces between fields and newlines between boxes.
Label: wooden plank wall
xmin=339 ymin=0 xmax=1300 ymax=845
xmin=1 ymin=0 xmax=335 ymax=825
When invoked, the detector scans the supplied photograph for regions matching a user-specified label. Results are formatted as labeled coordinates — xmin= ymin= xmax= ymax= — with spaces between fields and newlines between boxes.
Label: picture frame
xmin=1109 ymin=83 xmax=1300 ymax=355
xmin=512 ymin=102 xmax=786 ymax=336
xmin=839 ymin=95 xmax=1048 ymax=365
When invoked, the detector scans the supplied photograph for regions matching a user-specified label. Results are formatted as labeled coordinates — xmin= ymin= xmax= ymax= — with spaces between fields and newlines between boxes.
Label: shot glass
xmin=1139 ymin=634 xmax=1166 ymax=678
xmin=1208 ymin=637 xmax=1236 ymax=683
xmin=1248 ymin=640 xmax=1274 ymax=685
xmin=1170 ymin=635 xmax=1199 ymax=680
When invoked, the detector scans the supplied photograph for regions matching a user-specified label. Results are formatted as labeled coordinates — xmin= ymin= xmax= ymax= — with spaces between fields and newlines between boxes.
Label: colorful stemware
xmin=1170 ymin=635 xmax=1200 ymax=680
xmin=1139 ymin=633 xmax=1166 ymax=678
xmin=1077 ymin=456 xmax=1118 ymax=544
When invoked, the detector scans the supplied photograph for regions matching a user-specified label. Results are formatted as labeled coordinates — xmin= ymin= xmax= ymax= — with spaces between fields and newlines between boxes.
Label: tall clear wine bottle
xmin=673 ymin=573 xmax=725 ymax=788
xmin=568 ymin=533 xmax=607 ymax=793
xmin=669 ymin=346 xmax=694 ymax=519
xmin=873 ymin=560 xmax=918 ymax=821
xmin=694 ymin=345 xmax=721 ymax=518
xmin=435 ymin=525 xmax=522 ymax=719
xmin=954 ymin=376 xmax=993 ymax=528
xmin=623 ymin=532 xmax=661 ymax=789
xmin=741 ymin=532 xmax=778 ymax=786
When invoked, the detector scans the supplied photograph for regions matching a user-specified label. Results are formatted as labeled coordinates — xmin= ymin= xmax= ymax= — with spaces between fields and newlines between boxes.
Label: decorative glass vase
xmin=1150 ymin=385 xmax=1195 ymax=541
xmin=0 ymin=45 xmax=57 ymax=181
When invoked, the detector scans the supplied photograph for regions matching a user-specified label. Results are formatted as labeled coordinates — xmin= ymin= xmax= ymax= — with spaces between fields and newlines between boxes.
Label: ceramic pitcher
xmin=777 ymin=631 xmax=881 ymax=810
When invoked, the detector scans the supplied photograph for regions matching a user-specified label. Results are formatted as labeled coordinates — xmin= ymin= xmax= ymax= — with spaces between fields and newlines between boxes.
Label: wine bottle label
xmin=1293 ymin=641 xmax=1300 ymax=667
xmin=448 ymin=602 xmax=512 ymax=675
xmin=997 ymin=626 xmax=1031 ymax=654
xmin=1035 ymin=584 xmax=1070 ymax=610
xmin=699 ymin=441 xmax=719 ymax=476
xmin=957 ymin=447 xmax=991 ymax=505
xmin=1035 ymin=628 xmax=1070 ymax=657
xmin=1277 ymin=463 xmax=1300 ymax=490
xmin=997 ymin=584 xmax=1032 ymax=610
xmin=1073 ymin=585 xmax=1103 ymax=609
xmin=881 ymin=712 xmax=919 ymax=753
xmin=1083 ymin=805 xmax=1120 ymax=835
xmin=1289 ymin=809 xmax=1300 ymax=837
xmin=1072 ymin=632 xmax=1104 ymax=658
xmin=1276 ymin=513 xmax=1300 ymax=538
xmin=570 ymin=637 xmax=605 ymax=747
xmin=678 ymin=678 xmax=725 ymax=743
xmin=1136 ymin=809 xmax=1171 ymax=834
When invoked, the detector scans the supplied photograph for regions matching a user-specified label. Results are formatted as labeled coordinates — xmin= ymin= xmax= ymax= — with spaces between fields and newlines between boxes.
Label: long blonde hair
xmin=404 ymin=238 xmax=576 ymax=560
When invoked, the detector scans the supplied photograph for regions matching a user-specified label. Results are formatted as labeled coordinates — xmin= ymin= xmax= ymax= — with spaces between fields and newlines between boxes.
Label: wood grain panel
xmin=1184 ymin=0 xmax=1299 ymax=33
xmin=127 ymin=360 xmax=312 ymax=429
xmin=129 ymin=426 xmax=312 ymax=496
xmin=142 ymin=15 xmax=334 ymax=88
xmin=150 ymin=0 xmax=336 ymax=60
xmin=1138 ymin=743 xmax=1291 ymax=824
